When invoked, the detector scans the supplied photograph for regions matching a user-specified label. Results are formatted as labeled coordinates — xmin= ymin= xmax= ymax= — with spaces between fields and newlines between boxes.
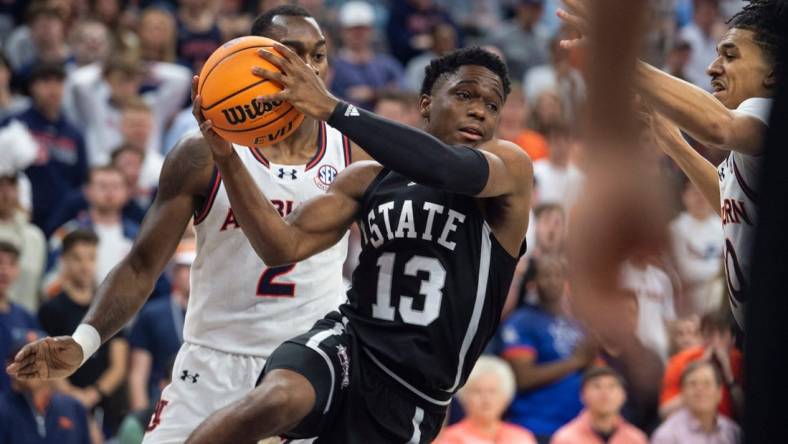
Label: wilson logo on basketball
xmin=221 ymin=99 xmax=283 ymax=125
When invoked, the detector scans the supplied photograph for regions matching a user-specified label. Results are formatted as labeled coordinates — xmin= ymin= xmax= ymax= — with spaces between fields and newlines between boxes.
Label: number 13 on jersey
xmin=372 ymin=252 xmax=446 ymax=326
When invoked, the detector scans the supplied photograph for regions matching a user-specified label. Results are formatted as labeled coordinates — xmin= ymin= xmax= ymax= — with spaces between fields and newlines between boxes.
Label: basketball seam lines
xmin=199 ymin=44 xmax=275 ymax=110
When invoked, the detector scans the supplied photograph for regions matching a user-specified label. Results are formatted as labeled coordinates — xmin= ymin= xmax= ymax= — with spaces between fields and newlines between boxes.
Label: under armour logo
xmin=407 ymin=181 xmax=417 ymax=187
xmin=344 ymin=105 xmax=360 ymax=117
xmin=277 ymin=168 xmax=297 ymax=180
xmin=180 ymin=370 xmax=199 ymax=384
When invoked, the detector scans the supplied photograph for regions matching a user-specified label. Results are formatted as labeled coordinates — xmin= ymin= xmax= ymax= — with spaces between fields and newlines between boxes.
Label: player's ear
xmin=419 ymin=94 xmax=431 ymax=120
xmin=763 ymin=69 xmax=776 ymax=90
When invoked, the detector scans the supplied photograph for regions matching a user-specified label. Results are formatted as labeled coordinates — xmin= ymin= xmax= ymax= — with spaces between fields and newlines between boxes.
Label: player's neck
xmin=264 ymin=117 xmax=320 ymax=165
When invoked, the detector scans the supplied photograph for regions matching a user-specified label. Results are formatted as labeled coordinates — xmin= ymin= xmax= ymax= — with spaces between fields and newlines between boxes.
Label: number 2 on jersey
xmin=257 ymin=264 xmax=296 ymax=297
xmin=372 ymin=252 xmax=446 ymax=326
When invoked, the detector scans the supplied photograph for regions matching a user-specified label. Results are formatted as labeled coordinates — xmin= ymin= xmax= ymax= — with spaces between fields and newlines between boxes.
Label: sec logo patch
xmin=314 ymin=164 xmax=338 ymax=190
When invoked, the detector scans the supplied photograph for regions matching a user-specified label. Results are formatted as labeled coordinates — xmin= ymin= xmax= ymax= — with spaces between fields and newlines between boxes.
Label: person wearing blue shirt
xmin=0 ymin=329 xmax=90 ymax=444
xmin=0 ymin=241 xmax=40 ymax=394
xmin=128 ymin=249 xmax=191 ymax=411
xmin=2 ymin=62 xmax=88 ymax=229
xmin=500 ymin=255 xmax=598 ymax=444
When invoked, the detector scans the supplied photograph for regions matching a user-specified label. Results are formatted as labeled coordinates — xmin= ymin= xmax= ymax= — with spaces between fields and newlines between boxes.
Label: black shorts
xmin=260 ymin=312 xmax=447 ymax=444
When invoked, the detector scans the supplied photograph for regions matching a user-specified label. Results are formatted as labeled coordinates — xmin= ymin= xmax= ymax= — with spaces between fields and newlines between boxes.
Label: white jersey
xmin=186 ymin=122 xmax=352 ymax=356
xmin=717 ymin=97 xmax=771 ymax=327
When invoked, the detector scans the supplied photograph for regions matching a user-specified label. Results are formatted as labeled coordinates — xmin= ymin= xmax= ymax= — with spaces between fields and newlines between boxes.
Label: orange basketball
xmin=197 ymin=36 xmax=304 ymax=147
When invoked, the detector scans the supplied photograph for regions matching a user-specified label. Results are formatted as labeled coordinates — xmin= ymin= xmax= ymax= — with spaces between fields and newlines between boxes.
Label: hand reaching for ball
xmin=191 ymin=75 xmax=235 ymax=160
xmin=251 ymin=43 xmax=340 ymax=121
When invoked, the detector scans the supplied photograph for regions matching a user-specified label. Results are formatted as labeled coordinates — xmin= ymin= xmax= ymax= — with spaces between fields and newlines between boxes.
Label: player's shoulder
xmin=484 ymin=138 xmax=534 ymax=176
xmin=331 ymin=160 xmax=384 ymax=198
xmin=158 ymin=131 xmax=215 ymax=197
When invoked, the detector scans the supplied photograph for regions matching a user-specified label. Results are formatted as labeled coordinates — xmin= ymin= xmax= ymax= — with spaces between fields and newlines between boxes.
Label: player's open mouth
xmin=458 ymin=126 xmax=483 ymax=141
xmin=711 ymin=80 xmax=726 ymax=93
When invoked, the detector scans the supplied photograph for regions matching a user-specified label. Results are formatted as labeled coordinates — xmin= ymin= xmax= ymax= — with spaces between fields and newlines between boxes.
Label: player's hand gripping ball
xmin=197 ymin=36 xmax=304 ymax=147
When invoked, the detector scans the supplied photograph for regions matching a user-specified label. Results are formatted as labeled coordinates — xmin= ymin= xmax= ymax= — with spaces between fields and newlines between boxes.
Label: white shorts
xmin=142 ymin=342 xmax=268 ymax=444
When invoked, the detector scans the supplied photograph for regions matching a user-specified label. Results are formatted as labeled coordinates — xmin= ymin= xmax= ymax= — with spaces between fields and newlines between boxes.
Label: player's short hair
xmin=458 ymin=355 xmax=517 ymax=405
xmin=111 ymin=143 xmax=146 ymax=164
xmin=251 ymin=5 xmax=314 ymax=37
xmin=700 ymin=309 xmax=735 ymax=336
xmin=420 ymin=47 xmax=511 ymax=98
xmin=680 ymin=360 xmax=723 ymax=388
xmin=728 ymin=0 xmax=788 ymax=79
xmin=0 ymin=241 xmax=20 ymax=260
xmin=582 ymin=366 xmax=626 ymax=389
xmin=62 ymin=229 xmax=99 ymax=255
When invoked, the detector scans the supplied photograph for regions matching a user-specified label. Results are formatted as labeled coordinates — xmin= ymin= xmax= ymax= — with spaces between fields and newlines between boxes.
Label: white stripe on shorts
xmin=407 ymin=407 xmax=424 ymax=444
xmin=305 ymin=322 xmax=344 ymax=414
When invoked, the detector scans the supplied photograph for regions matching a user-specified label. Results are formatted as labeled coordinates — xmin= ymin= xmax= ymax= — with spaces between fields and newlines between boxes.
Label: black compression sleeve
xmin=327 ymin=101 xmax=489 ymax=195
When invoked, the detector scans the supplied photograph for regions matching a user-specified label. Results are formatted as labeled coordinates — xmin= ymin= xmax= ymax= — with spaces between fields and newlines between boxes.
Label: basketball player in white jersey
xmin=558 ymin=0 xmax=783 ymax=327
xmin=7 ymin=5 xmax=369 ymax=443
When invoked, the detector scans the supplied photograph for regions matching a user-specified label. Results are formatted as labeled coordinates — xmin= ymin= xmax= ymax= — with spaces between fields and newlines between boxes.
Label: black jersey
xmin=340 ymin=169 xmax=520 ymax=407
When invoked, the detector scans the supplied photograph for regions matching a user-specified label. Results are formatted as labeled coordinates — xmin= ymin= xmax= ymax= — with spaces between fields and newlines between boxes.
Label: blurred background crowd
xmin=0 ymin=0 xmax=747 ymax=443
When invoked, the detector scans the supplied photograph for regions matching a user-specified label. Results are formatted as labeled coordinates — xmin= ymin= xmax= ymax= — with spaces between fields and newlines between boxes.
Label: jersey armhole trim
xmin=305 ymin=122 xmax=327 ymax=171
xmin=731 ymin=155 xmax=759 ymax=202
xmin=342 ymin=134 xmax=351 ymax=167
xmin=193 ymin=167 xmax=222 ymax=225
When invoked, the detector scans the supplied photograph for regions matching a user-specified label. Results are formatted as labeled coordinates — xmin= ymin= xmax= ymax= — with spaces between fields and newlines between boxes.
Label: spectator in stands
xmin=38 ymin=229 xmax=128 ymax=435
xmin=6 ymin=62 xmax=88 ymax=228
xmin=678 ymin=0 xmax=725 ymax=89
xmin=386 ymin=0 xmax=458 ymax=65
xmin=501 ymin=255 xmax=597 ymax=443
xmin=3 ymin=3 xmax=69 ymax=75
xmin=486 ymin=0 xmax=550 ymax=81
xmin=651 ymin=361 xmax=741 ymax=444
xmin=118 ymin=98 xmax=164 ymax=191
xmin=0 ymin=329 xmax=91 ymax=444
xmin=659 ymin=310 xmax=743 ymax=421
xmin=139 ymin=7 xmax=177 ymax=64
xmin=128 ymin=247 xmax=191 ymax=411
xmin=670 ymin=180 xmax=723 ymax=315
xmin=523 ymin=31 xmax=585 ymax=123
xmin=65 ymin=52 xmax=191 ymax=166
xmin=620 ymin=257 xmax=677 ymax=362
xmin=176 ymin=0 xmax=223 ymax=73
xmin=111 ymin=145 xmax=154 ymax=217
xmin=0 ymin=175 xmax=45 ymax=313
xmin=373 ymin=91 xmax=421 ymax=127
xmin=403 ymin=22 xmax=457 ymax=92
xmin=68 ymin=19 xmax=111 ymax=68
xmin=668 ymin=316 xmax=703 ymax=356
xmin=330 ymin=1 xmax=405 ymax=110
xmin=49 ymin=167 xmax=138 ymax=282
xmin=661 ymin=40 xmax=692 ymax=82
xmin=0 ymin=54 xmax=30 ymax=121
xmin=551 ymin=367 xmax=648 ymax=444
xmin=532 ymin=122 xmax=584 ymax=211
xmin=0 ymin=241 xmax=40 ymax=394
xmin=497 ymin=86 xmax=549 ymax=162
xmin=436 ymin=356 xmax=537 ymax=444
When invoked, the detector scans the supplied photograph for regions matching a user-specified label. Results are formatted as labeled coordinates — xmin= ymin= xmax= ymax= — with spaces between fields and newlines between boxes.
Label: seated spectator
xmin=3 ymin=62 xmax=88 ymax=228
xmin=620 ymin=256 xmax=678 ymax=362
xmin=64 ymin=52 xmax=191 ymax=166
xmin=651 ymin=361 xmax=741 ymax=444
xmin=0 ymin=241 xmax=40 ymax=394
xmin=45 ymin=146 xmax=149 ymax=236
xmin=551 ymin=367 xmax=648 ymax=444
xmin=330 ymin=1 xmax=405 ymax=110
xmin=49 ymin=167 xmax=138 ymax=283
xmin=128 ymin=247 xmax=191 ymax=411
xmin=403 ymin=22 xmax=458 ymax=92
xmin=532 ymin=122 xmax=584 ymax=212
xmin=386 ymin=0 xmax=459 ymax=65
xmin=176 ymin=0 xmax=222 ymax=73
xmin=668 ymin=316 xmax=702 ymax=357
xmin=68 ymin=19 xmax=112 ymax=68
xmin=0 ymin=329 xmax=91 ymax=444
xmin=118 ymin=98 xmax=164 ymax=191
xmin=661 ymin=40 xmax=692 ymax=82
xmin=436 ymin=356 xmax=537 ymax=444
xmin=138 ymin=7 xmax=177 ymax=64
xmin=0 ymin=174 xmax=45 ymax=313
xmin=659 ymin=310 xmax=743 ymax=421
xmin=486 ymin=0 xmax=550 ymax=81
xmin=0 ymin=54 xmax=30 ymax=121
xmin=4 ymin=3 xmax=70 ymax=77
xmin=373 ymin=91 xmax=420 ymax=127
xmin=117 ymin=358 xmax=175 ymax=444
xmin=501 ymin=255 xmax=597 ymax=443
xmin=37 ymin=229 xmax=128 ymax=436
xmin=670 ymin=180 xmax=724 ymax=315
xmin=497 ymin=86 xmax=549 ymax=162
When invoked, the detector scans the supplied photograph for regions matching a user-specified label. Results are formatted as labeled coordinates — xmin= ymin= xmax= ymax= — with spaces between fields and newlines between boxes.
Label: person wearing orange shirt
xmin=497 ymin=86 xmax=549 ymax=162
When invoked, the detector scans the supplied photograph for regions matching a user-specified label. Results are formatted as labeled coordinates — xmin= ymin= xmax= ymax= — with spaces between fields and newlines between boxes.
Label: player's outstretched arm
xmin=649 ymin=112 xmax=722 ymax=215
xmin=6 ymin=134 xmax=213 ymax=380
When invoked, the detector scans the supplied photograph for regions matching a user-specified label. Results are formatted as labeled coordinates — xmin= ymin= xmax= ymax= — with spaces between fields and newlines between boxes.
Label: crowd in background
xmin=0 ymin=0 xmax=747 ymax=443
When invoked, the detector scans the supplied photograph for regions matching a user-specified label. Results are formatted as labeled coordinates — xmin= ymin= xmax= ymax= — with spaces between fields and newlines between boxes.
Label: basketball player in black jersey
xmin=186 ymin=46 xmax=533 ymax=444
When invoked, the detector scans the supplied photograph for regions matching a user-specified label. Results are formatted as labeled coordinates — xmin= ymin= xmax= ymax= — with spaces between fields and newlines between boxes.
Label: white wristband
xmin=72 ymin=324 xmax=101 ymax=366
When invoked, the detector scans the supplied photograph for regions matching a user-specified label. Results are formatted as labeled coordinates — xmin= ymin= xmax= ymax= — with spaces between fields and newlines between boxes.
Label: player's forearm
xmin=636 ymin=62 xmax=735 ymax=149
xmin=327 ymin=102 xmax=489 ymax=195
xmin=214 ymin=152 xmax=300 ymax=264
